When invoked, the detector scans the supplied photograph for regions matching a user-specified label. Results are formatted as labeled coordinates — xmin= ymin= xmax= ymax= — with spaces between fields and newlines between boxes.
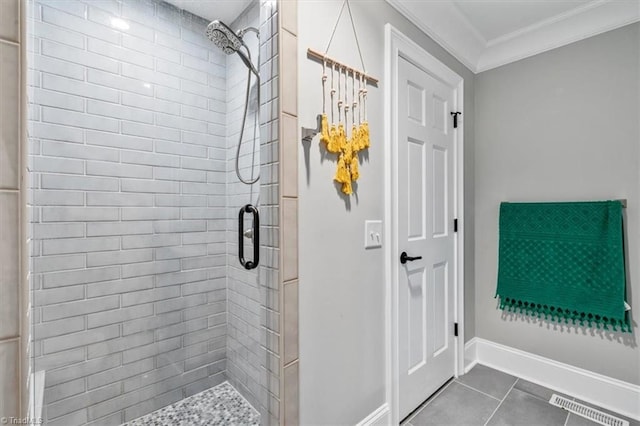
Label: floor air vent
xmin=549 ymin=394 xmax=629 ymax=426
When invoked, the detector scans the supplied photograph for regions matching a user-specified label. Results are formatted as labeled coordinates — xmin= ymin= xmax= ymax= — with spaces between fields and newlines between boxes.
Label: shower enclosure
xmin=26 ymin=0 xmax=276 ymax=423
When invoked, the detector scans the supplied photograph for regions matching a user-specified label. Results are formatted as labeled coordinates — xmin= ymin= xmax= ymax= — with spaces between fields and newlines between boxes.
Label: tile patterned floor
xmin=124 ymin=381 xmax=260 ymax=426
xmin=402 ymin=364 xmax=639 ymax=426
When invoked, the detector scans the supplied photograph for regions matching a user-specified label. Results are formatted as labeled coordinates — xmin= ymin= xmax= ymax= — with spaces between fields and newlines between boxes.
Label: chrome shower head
xmin=206 ymin=20 xmax=242 ymax=54
xmin=206 ymin=20 xmax=260 ymax=77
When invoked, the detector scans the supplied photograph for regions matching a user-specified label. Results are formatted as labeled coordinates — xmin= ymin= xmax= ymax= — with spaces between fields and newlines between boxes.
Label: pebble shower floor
xmin=124 ymin=382 xmax=259 ymax=426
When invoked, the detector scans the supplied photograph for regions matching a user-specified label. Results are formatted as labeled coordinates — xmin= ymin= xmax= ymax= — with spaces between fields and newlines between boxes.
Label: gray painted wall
xmin=28 ymin=1 xmax=231 ymax=423
xmin=475 ymin=23 xmax=640 ymax=384
xmin=298 ymin=0 xmax=475 ymax=423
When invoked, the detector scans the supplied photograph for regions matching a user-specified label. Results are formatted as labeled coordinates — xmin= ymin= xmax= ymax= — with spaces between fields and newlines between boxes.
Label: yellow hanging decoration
xmin=351 ymin=123 xmax=359 ymax=151
xmin=327 ymin=125 xmax=339 ymax=153
xmin=341 ymin=180 xmax=353 ymax=195
xmin=334 ymin=154 xmax=350 ymax=184
xmin=312 ymin=0 xmax=376 ymax=197
xmin=337 ymin=123 xmax=347 ymax=152
xmin=350 ymin=152 xmax=359 ymax=181
xmin=331 ymin=67 xmax=369 ymax=195
xmin=342 ymin=126 xmax=353 ymax=167
xmin=320 ymin=114 xmax=330 ymax=145
xmin=361 ymin=122 xmax=370 ymax=149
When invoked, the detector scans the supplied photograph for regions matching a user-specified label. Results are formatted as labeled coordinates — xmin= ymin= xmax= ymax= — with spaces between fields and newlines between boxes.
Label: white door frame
xmin=384 ymin=24 xmax=465 ymax=425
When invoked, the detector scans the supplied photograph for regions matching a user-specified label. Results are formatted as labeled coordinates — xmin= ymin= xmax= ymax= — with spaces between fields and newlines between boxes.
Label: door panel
xmin=397 ymin=56 xmax=457 ymax=419
xmin=407 ymin=266 xmax=427 ymax=371
xmin=432 ymin=95 xmax=447 ymax=134
xmin=432 ymin=261 xmax=448 ymax=356
xmin=407 ymin=82 xmax=426 ymax=125
xmin=407 ymin=138 xmax=426 ymax=240
xmin=432 ymin=146 xmax=447 ymax=237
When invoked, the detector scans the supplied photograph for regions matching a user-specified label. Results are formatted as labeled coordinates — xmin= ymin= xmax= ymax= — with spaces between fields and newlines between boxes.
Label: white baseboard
xmin=356 ymin=403 xmax=391 ymax=426
xmin=464 ymin=339 xmax=478 ymax=373
xmin=28 ymin=370 xmax=45 ymax=422
xmin=464 ymin=338 xmax=640 ymax=421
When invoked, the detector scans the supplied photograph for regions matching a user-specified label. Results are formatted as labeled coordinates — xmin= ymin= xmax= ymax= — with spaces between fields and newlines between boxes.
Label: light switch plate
xmin=364 ymin=220 xmax=383 ymax=249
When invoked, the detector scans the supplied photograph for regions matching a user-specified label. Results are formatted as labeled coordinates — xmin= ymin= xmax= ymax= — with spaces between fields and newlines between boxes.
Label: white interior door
xmin=397 ymin=56 xmax=457 ymax=419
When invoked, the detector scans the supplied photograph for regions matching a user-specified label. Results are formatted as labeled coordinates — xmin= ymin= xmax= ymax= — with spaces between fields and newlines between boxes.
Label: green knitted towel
xmin=496 ymin=201 xmax=630 ymax=332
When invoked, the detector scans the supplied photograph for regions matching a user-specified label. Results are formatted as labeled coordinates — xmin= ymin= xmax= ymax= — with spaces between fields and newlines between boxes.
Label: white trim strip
xmin=28 ymin=370 xmax=45 ymax=422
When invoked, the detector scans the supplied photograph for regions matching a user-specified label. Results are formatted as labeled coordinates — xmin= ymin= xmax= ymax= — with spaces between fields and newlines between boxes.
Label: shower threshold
xmin=123 ymin=382 xmax=260 ymax=426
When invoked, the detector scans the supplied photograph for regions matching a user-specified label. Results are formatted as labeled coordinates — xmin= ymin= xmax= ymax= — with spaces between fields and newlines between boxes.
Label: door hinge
xmin=454 ymin=323 xmax=459 ymax=337
xmin=453 ymin=218 xmax=458 ymax=233
xmin=451 ymin=111 xmax=462 ymax=128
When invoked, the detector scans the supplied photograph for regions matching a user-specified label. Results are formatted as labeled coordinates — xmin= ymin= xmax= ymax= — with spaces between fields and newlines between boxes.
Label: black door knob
xmin=400 ymin=251 xmax=422 ymax=264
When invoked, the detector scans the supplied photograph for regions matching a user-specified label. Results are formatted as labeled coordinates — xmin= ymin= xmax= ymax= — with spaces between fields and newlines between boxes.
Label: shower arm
xmin=238 ymin=27 xmax=260 ymax=38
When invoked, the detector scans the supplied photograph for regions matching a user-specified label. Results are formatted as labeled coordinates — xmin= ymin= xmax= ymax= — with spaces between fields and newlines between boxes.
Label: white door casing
xmin=385 ymin=24 xmax=465 ymax=425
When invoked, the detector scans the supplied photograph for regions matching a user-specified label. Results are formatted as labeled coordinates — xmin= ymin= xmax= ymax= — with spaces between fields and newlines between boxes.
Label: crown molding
xmin=386 ymin=0 xmax=640 ymax=74
xmin=485 ymin=0 xmax=608 ymax=48
xmin=477 ymin=0 xmax=640 ymax=72
xmin=386 ymin=0 xmax=483 ymax=72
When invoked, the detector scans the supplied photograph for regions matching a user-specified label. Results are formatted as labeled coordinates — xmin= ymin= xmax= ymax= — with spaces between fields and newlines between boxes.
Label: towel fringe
xmin=497 ymin=296 xmax=631 ymax=332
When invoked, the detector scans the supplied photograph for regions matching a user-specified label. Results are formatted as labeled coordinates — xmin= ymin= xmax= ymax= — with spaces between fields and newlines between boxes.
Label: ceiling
xmin=386 ymin=0 xmax=640 ymax=73
xmin=164 ymin=0 xmax=253 ymax=23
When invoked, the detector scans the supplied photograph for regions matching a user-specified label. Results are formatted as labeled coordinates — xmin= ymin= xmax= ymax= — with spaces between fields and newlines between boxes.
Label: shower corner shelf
xmin=302 ymin=114 xmax=324 ymax=143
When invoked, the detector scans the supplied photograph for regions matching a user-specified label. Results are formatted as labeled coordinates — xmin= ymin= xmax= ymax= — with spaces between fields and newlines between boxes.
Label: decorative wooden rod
xmin=307 ymin=48 xmax=379 ymax=85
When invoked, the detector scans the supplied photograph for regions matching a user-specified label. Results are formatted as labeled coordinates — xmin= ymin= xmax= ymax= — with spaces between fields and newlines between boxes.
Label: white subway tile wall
xmin=26 ymin=0 xmax=256 ymax=423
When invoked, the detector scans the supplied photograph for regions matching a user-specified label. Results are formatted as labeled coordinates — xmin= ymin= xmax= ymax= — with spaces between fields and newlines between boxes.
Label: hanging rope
xmin=337 ymin=64 xmax=346 ymax=152
xmin=327 ymin=62 xmax=339 ymax=153
xmin=341 ymin=66 xmax=353 ymax=194
xmin=361 ymin=72 xmax=369 ymax=149
xmin=334 ymin=65 xmax=350 ymax=188
xmin=324 ymin=0 xmax=347 ymax=54
xmin=345 ymin=0 xmax=366 ymax=74
xmin=350 ymin=70 xmax=359 ymax=152
xmin=350 ymin=70 xmax=359 ymax=181
xmin=324 ymin=0 xmax=367 ymax=73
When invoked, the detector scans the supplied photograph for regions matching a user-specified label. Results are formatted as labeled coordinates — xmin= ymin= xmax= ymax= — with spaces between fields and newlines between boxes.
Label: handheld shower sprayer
xmin=206 ymin=19 xmax=260 ymax=186
xmin=206 ymin=20 xmax=260 ymax=77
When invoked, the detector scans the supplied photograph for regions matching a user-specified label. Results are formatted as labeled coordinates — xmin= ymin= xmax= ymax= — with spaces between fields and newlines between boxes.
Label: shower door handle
xmin=239 ymin=204 xmax=260 ymax=270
